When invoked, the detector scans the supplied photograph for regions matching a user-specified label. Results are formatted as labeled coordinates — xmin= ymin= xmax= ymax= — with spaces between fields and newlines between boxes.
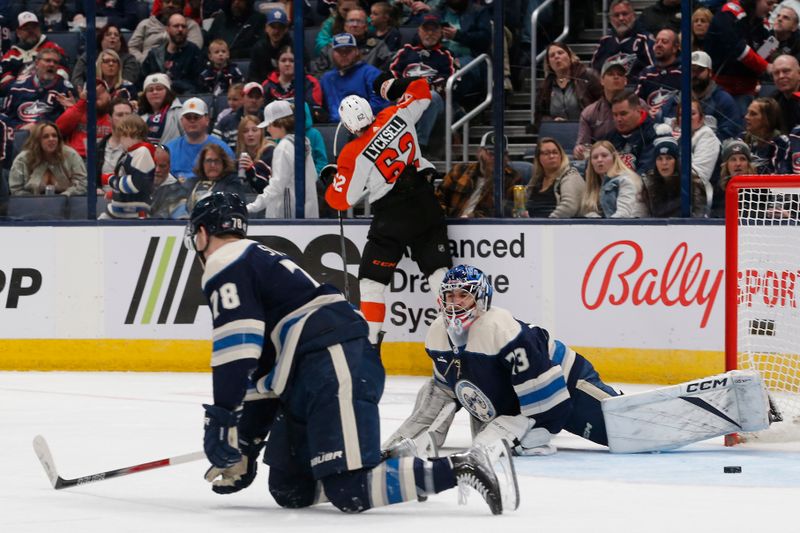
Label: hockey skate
xmin=450 ymin=439 xmax=519 ymax=515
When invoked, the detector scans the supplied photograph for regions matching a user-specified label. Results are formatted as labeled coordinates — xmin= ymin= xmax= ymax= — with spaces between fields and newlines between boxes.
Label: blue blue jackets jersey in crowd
xmin=2 ymin=73 xmax=77 ymax=129
xmin=425 ymin=306 xmax=596 ymax=435
xmin=320 ymin=61 xmax=387 ymax=122
xmin=201 ymin=239 xmax=369 ymax=410
xmin=165 ymin=134 xmax=235 ymax=181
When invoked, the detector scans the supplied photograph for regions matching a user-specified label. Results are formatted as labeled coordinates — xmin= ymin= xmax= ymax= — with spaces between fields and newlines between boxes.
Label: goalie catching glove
xmin=473 ymin=414 xmax=556 ymax=456
xmin=204 ymin=436 xmax=265 ymax=494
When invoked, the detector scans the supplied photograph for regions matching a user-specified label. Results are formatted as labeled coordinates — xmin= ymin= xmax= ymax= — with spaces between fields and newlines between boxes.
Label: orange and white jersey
xmin=325 ymin=79 xmax=435 ymax=211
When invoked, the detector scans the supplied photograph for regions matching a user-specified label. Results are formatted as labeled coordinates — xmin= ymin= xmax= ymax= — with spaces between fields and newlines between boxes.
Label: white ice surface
xmin=3 ymin=372 xmax=799 ymax=532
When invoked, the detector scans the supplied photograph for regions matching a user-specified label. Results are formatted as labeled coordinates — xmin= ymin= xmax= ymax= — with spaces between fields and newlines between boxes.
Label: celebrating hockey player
xmin=322 ymin=73 xmax=451 ymax=348
xmin=184 ymin=192 xmax=519 ymax=515
xmin=384 ymin=265 xmax=776 ymax=456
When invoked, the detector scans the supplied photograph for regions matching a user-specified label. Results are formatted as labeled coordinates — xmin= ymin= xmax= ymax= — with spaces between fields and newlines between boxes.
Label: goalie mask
xmin=339 ymin=95 xmax=374 ymax=135
xmin=438 ymin=265 xmax=493 ymax=335
xmin=184 ymin=192 xmax=248 ymax=260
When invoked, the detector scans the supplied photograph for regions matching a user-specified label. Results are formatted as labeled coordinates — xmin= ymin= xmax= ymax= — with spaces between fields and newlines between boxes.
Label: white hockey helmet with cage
xmin=438 ymin=265 xmax=493 ymax=334
xmin=339 ymin=95 xmax=374 ymax=134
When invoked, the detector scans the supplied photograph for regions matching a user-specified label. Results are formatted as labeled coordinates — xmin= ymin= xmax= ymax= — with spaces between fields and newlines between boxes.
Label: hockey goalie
xmin=383 ymin=265 xmax=777 ymax=456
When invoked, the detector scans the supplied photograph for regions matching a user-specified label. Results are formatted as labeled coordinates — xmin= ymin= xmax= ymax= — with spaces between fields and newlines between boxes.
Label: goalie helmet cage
xmin=725 ymin=174 xmax=800 ymax=443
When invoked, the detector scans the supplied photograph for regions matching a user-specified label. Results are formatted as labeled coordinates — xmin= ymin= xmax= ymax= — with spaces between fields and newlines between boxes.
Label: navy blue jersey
xmin=425 ymin=306 xmax=588 ymax=435
xmin=201 ymin=239 xmax=368 ymax=409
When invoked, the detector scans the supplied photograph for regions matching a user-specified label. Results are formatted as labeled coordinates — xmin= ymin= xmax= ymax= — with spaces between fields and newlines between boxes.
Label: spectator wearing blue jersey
xmin=165 ymin=97 xmax=235 ymax=182
xmin=590 ymin=0 xmax=654 ymax=81
xmin=320 ymin=33 xmax=387 ymax=122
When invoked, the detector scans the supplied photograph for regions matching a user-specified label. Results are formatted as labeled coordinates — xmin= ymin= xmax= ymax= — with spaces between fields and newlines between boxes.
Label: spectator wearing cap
xmin=138 ymin=73 xmax=184 ymax=144
xmin=206 ymin=0 xmax=266 ymax=60
xmin=715 ymin=138 xmax=756 ymax=217
xmin=248 ymin=7 xmax=292 ymax=84
xmin=141 ymin=13 xmax=204 ymax=95
xmin=0 ymin=12 xmax=69 ymax=90
xmin=389 ymin=14 xmax=457 ymax=155
xmin=1 ymin=47 xmax=77 ymax=131
xmin=770 ymin=55 xmax=800 ymax=134
xmin=590 ymin=0 xmax=654 ymax=81
xmin=642 ymin=132 xmax=708 ymax=218
xmin=56 ymin=78 xmax=113 ymax=158
xmin=767 ymin=6 xmax=800 ymax=63
xmin=320 ymin=33 xmax=388 ymax=122
xmin=636 ymin=28 xmax=682 ymax=116
xmin=213 ymin=81 xmax=265 ymax=151
xmin=604 ymin=90 xmax=657 ymax=176
xmin=685 ymin=51 xmax=741 ymax=142
xmin=314 ymin=6 xmax=393 ymax=75
xmin=264 ymin=45 xmax=326 ymax=122
xmin=435 ymin=132 xmax=522 ymax=218
xmin=705 ymin=0 xmax=772 ymax=117
xmin=639 ymin=0 xmax=681 ymax=35
xmin=575 ymin=56 xmax=644 ymax=160
xmin=742 ymin=96 xmax=791 ymax=174
xmin=533 ymin=42 xmax=602 ymax=132
xmin=128 ymin=0 xmax=203 ymax=64
xmin=74 ymin=0 xmax=138 ymax=31
xmin=246 ymin=100 xmax=320 ymax=219
xmin=199 ymin=39 xmax=245 ymax=96
xmin=164 ymin=96 xmax=235 ymax=182
xmin=315 ymin=0 xmax=361 ymax=56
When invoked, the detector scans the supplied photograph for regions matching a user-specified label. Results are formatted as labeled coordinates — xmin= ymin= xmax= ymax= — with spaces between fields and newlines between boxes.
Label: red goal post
xmin=725 ymin=174 xmax=800 ymax=442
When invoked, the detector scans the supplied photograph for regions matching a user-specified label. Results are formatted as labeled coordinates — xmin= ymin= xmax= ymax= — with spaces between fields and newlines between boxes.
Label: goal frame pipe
xmin=724 ymin=174 xmax=800 ymax=372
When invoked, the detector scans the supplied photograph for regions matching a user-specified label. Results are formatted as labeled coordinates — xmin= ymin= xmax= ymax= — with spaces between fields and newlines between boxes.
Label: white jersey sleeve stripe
xmin=211 ymin=343 xmax=262 ymax=366
xmin=213 ymin=318 xmax=266 ymax=338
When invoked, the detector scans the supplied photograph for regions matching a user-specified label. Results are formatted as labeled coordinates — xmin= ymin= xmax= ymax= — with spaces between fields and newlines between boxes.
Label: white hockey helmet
xmin=339 ymin=95 xmax=374 ymax=134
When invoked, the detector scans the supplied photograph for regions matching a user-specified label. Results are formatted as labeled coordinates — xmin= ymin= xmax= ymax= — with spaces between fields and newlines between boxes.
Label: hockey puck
xmin=723 ymin=466 xmax=742 ymax=473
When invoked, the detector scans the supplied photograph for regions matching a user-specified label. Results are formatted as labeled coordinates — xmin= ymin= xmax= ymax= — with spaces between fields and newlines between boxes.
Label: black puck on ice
xmin=723 ymin=466 xmax=742 ymax=473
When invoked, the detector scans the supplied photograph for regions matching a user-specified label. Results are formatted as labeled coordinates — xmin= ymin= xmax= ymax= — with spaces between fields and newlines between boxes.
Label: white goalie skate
xmin=450 ymin=439 xmax=519 ymax=515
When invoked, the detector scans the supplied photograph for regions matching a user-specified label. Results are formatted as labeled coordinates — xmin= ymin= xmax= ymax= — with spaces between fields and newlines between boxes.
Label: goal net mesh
xmin=732 ymin=184 xmax=800 ymax=441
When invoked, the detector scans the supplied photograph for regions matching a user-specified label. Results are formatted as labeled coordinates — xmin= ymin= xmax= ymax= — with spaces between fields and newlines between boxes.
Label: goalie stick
xmin=32 ymin=435 xmax=205 ymax=490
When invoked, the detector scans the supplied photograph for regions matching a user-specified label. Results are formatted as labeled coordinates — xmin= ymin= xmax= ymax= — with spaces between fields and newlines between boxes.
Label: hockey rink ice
xmin=4 ymin=372 xmax=799 ymax=532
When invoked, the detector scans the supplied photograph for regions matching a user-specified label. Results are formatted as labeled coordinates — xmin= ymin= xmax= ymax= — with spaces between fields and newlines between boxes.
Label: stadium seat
xmin=66 ymin=195 xmax=107 ymax=220
xmin=758 ymin=82 xmax=776 ymax=97
xmin=510 ymin=161 xmax=533 ymax=185
xmin=12 ymin=129 xmax=30 ymax=161
xmin=232 ymin=59 xmax=250 ymax=77
xmin=398 ymin=26 xmax=418 ymax=46
xmin=6 ymin=195 xmax=68 ymax=220
xmin=316 ymin=123 xmax=351 ymax=161
xmin=537 ymin=120 xmax=580 ymax=155
xmin=47 ymin=31 xmax=81 ymax=68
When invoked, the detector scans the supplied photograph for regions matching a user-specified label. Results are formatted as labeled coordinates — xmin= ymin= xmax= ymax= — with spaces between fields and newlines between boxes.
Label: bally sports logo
xmin=581 ymin=240 xmax=724 ymax=328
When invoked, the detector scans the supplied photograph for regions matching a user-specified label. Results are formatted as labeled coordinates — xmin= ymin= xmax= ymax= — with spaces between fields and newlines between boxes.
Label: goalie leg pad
xmin=602 ymin=370 xmax=770 ymax=453
xmin=382 ymin=378 xmax=456 ymax=451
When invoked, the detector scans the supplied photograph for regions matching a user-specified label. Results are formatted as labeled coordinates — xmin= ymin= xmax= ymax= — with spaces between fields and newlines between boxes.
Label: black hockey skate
xmin=450 ymin=439 xmax=519 ymax=515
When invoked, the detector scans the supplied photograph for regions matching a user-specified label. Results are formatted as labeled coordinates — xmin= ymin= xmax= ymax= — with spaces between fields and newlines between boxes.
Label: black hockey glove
xmin=319 ymin=164 xmax=338 ymax=189
xmin=373 ymin=72 xmax=424 ymax=101
xmin=204 ymin=436 xmax=265 ymax=494
xmin=203 ymin=404 xmax=243 ymax=468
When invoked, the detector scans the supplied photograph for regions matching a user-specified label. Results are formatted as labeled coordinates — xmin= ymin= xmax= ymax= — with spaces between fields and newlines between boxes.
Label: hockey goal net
xmin=726 ymin=175 xmax=800 ymax=442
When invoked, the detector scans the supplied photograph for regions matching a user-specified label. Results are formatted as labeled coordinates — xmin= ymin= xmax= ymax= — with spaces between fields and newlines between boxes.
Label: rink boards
xmin=0 ymin=221 xmax=728 ymax=383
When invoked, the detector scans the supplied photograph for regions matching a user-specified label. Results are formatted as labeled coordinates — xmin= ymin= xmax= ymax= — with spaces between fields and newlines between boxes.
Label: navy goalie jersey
xmin=201 ymin=239 xmax=369 ymax=410
xmin=425 ymin=306 xmax=591 ymax=435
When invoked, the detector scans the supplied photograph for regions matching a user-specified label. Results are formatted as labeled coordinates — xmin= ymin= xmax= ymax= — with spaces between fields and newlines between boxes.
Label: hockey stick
xmin=33 ymin=435 xmax=205 ymax=490
xmin=337 ymin=209 xmax=351 ymax=301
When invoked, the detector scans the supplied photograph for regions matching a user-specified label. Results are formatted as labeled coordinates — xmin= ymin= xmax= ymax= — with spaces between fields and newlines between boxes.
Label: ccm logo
xmin=686 ymin=378 xmax=728 ymax=393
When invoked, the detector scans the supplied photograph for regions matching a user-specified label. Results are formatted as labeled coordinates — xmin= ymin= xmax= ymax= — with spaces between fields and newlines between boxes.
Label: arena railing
xmin=444 ymin=53 xmax=493 ymax=170
xmin=530 ymin=0 xmax=571 ymax=125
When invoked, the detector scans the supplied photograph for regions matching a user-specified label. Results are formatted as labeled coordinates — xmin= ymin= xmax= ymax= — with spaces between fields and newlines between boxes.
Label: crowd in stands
xmin=0 ymin=0 xmax=799 ymax=221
